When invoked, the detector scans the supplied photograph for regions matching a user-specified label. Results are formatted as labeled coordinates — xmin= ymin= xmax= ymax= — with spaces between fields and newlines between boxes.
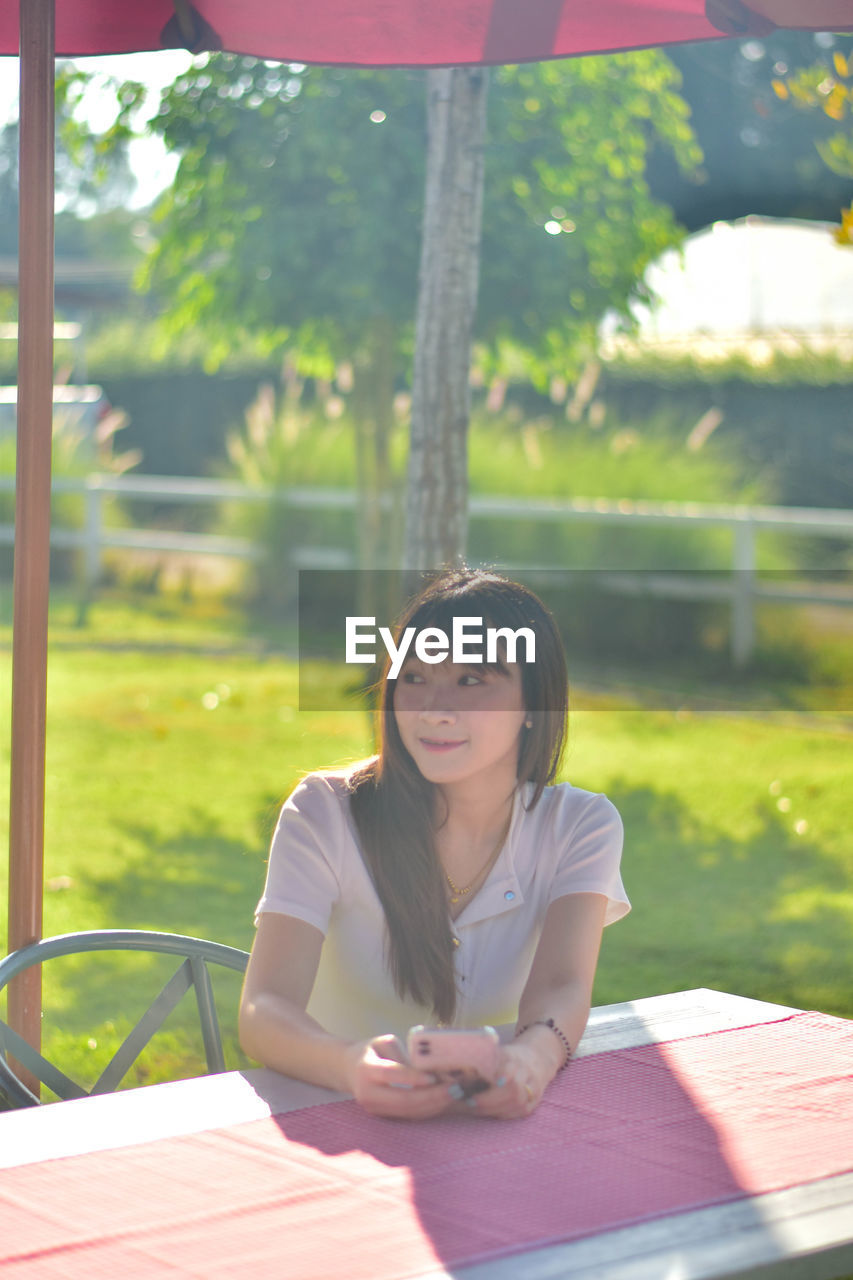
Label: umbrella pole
xmin=7 ymin=0 xmax=55 ymax=1094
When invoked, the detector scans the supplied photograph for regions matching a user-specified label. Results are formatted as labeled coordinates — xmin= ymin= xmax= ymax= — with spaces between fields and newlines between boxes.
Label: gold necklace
xmin=444 ymin=813 xmax=512 ymax=906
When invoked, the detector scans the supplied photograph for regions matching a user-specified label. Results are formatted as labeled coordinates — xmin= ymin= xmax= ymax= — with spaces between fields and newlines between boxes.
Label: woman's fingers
xmin=463 ymin=1068 xmax=541 ymax=1119
xmin=367 ymin=1033 xmax=409 ymax=1065
xmin=350 ymin=1035 xmax=547 ymax=1120
xmin=364 ymin=1034 xmax=438 ymax=1083
xmin=364 ymin=1053 xmax=439 ymax=1091
xmin=349 ymin=1036 xmax=452 ymax=1116
xmin=360 ymin=1076 xmax=456 ymax=1118
xmin=458 ymin=1041 xmax=547 ymax=1118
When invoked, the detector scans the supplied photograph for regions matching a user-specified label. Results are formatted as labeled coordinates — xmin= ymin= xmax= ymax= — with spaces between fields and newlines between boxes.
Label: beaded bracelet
xmin=515 ymin=1017 xmax=572 ymax=1069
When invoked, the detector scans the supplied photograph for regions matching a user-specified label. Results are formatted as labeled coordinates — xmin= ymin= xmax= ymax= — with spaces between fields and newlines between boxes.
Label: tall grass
xmin=220 ymin=397 xmax=780 ymax=577
xmin=217 ymin=397 xmax=802 ymax=668
xmin=221 ymin=400 xmax=764 ymax=506
xmin=220 ymin=388 xmax=359 ymax=613
xmin=0 ymin=401 xmax=137 ymax=585
xmin=466 ymin=411 xmax=775 ymax=572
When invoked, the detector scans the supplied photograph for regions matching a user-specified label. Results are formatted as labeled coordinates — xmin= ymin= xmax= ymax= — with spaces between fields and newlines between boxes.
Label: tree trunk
xmin=352 ymin=315 xmax=396 ymax=571
xmin=351 ymin=315 xmax=401 ymax=621
xmin=404 ymin=67 xmax=489 ymax=572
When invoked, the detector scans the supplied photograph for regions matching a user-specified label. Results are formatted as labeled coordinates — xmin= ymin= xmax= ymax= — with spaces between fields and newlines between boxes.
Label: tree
xmin=145 ymin=61 xmax=427 ymax=571
xmin=648 ymin=32 xmax=853 ymax=230
xmin=0 ymin=65 xmax=143 ymax=256
xmin=0 ymin=64 xmax=145 ymax=333
xmin=406 ymin=67 xmax=489 ymax=570
xmin=139 ymin=52 xmax=700 ymax=564
xmin=769 ymin=38 xmax=853 ymax=243
xmin=147 ymin=52 xmax=699 ymax=376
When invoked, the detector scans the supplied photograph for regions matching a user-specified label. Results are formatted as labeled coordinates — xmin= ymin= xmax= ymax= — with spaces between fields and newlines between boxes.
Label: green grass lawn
xmin=0 ymin=590 xmax=849 ymax=1096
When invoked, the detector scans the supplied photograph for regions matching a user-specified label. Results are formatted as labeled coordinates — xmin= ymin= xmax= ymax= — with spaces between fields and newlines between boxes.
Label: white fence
xmin=1 ymin=473 xmax=852 ymax=667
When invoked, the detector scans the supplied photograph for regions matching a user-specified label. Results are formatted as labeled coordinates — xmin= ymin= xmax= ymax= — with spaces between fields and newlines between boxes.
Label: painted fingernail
xmin=447 ymin=1083 xmax=465 ymax=1100
xmin=465 ymin=1096 xmax=479 ymax=1108
xmin=495 ymin=1076 xmax=508 ymax=1088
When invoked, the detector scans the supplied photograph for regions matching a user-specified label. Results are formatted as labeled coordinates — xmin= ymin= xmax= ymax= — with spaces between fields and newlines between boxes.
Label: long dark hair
xmin=347 ymin=569 xmax=568 ymax=1023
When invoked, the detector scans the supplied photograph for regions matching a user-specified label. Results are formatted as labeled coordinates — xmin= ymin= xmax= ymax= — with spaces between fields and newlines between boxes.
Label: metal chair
xmin=0 ymin=930 xmax=249 ymax=1108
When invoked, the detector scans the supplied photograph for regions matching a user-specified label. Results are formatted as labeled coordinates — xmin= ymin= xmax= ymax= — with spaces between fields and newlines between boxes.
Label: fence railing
xmin=1 ymin=473 xmax=851 ymax=667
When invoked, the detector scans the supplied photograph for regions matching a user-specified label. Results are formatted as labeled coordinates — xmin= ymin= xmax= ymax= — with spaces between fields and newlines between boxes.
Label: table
xmin=1 ymin=989 xmax=851 ymax=1279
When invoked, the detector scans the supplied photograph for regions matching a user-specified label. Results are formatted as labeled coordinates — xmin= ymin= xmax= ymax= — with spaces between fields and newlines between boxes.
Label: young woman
xmin=239 ymin=569 xmax=629 ymax=1120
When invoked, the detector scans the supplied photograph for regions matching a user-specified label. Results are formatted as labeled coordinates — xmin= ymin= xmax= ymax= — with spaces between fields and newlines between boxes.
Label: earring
xmin=524 ymin=719 xmax=533 ymax=729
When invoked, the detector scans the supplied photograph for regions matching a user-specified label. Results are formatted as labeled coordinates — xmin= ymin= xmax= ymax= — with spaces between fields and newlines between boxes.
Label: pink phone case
xmin=407 ymin=1025 xmax=500 ymax=1095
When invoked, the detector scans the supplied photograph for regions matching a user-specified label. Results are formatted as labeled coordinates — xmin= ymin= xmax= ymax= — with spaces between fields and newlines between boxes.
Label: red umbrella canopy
xmin=2 ymin=0 xmax=852 ymax=66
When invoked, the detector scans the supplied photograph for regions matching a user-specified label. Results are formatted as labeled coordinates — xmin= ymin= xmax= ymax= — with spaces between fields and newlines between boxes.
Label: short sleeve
xmin=547 ymin=791 xmax=630 ymax=925
xmin=254 ymin=774 xmax=344 ymax=933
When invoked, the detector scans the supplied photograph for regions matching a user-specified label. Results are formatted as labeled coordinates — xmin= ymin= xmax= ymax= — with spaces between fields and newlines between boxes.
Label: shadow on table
xmin=261 ymin=1038 xmax=795 ymax=1277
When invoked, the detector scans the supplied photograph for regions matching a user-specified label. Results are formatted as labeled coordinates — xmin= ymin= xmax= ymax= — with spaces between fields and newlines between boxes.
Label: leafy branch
xmin=773 ymin=48 xmax=853 ymax=243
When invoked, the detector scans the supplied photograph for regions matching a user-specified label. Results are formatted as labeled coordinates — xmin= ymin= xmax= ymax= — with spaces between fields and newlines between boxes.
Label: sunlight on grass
xmin=572 ymin=707 xmax=851 ymax=1019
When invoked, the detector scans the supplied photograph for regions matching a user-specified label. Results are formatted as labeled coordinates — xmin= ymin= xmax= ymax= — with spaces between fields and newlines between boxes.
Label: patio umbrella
xmin=2 ymin=0 xmax=848 ymax=1070
xmin=4 ymin=2 xmax=853 ymax=64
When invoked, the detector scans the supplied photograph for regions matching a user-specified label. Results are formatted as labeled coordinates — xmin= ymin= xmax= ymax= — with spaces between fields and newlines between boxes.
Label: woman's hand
xmin=457 ymin=1040 xmax=553 ymax=1120
xmin=343 ymin=1034 xmax=456 ymax=1119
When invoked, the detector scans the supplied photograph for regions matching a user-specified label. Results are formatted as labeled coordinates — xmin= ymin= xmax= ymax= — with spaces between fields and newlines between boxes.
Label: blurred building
xmin=601 ymin=216 xmax=853 ymax=362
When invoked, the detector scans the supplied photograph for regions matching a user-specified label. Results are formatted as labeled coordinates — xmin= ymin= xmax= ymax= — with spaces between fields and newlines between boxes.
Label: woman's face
xmin=392 ymin=654 xmax=527 ymax=793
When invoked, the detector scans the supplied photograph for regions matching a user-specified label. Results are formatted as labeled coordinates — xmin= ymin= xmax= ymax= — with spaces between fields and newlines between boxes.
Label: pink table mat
xmin=1 ymin=1011 xmax=851 ymax=1279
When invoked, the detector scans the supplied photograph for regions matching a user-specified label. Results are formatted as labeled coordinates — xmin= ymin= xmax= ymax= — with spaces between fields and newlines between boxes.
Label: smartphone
xmin=406 ymin=1025 xmax=501 ymax=1097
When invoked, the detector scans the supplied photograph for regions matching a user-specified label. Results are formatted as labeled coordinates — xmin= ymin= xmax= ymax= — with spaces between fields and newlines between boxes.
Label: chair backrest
xmin=0 ymin=930 xmax=249 ymax=1108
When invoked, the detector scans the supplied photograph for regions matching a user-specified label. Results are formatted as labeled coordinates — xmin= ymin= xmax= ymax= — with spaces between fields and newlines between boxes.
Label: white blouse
xmin=255 ymin=766 xmax=630 ymax=1041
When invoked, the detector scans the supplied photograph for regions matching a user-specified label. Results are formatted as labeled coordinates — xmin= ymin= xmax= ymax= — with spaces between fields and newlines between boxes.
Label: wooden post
xmin=84 ymin=478 xmax=102 ymax=590
xmin=7 ymin=0 xmax=55 ymax=1094
xmin=731 ymin=519 xmax=755 ymax=669
xmin=404 ymin=67 xmax=488 ymax=571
